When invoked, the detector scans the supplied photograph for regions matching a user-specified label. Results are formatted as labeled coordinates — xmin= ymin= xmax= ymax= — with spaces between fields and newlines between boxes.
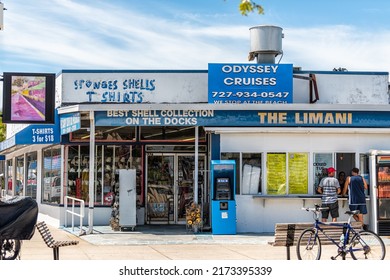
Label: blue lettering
xmin=123 ymin=93 xmax=131 ymax=103
xmin=86 ymin=91 xmax=97 ymax=102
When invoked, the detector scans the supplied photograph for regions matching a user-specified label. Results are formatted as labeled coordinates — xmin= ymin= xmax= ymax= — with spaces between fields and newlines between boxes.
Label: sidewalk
xmin=18 ymin=223 xmax=390 ymax=260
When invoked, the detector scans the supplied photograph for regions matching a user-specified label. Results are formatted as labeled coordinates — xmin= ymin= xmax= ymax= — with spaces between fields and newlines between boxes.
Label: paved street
xmin=16 ymin=223 xmax=390 ymax=260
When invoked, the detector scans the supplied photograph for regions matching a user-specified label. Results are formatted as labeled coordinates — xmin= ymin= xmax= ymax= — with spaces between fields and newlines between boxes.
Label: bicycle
xmin=0 ymin=239 xmax=21 ymax=260
xmin=296 ymin=204 xmax=386 ymax=260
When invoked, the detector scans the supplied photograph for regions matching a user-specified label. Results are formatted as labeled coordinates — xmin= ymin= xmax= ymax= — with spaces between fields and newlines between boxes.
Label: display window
xmin=15 ymin=156 xmax=24 ymax=196
xmin=266 ymin=152 xmax=309 ymax=195
xmin=221 ymin=152 xmax=262 ymax=195
xmin=42 ymin=146 xmax=62 ymax=204
xmin=266 ymin=153 xmax=287 ymax=195
xmin=313 ymin=153 xmax=333 ymax=194
xmin=66 ymin=144 xmax=143 ymax=207
xmin=288 ymin=153 xmax=308 ymax=194
xmin=242 ymin=153 xmax=262 ymax=194
xmin=26 ymin=152 xmax=37 ymax=199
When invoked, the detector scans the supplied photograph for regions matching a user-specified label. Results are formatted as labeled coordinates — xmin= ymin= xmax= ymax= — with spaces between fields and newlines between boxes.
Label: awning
xmin=0 ymin=112 xmax=60 ymax=154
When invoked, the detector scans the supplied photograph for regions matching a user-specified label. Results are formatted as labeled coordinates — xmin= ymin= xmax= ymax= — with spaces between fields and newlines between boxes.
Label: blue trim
xmin=0 ymin=110 xmax=61 ymax=152
xmin=60 ymin=69 xmax=208 ymax=74
xmin=59 ymin=69 xmax=388 ymax=75
xmin=211 ymin=134 xmax=221 ymax=161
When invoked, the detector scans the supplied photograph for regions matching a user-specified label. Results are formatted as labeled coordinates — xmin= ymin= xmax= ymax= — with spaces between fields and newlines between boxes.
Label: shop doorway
xmin=146 ymin=153 xmax=206 ymax=224
xmin=336 ymin=153 xmax=355 ymax=193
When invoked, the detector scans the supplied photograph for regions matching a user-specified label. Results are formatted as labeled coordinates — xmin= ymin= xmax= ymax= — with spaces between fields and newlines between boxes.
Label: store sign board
xmin=95 ymin=110 xmax=390 ymax=128
xmin=61 ymin=70 xmax=208 ymax=104
xmin=208 ymin=63 xmax=293 ymax=104
xmin=0 ymin=123 xmax=60 ymax=152
xmin=60 ymin=112 xmax=80 ymax=135
xmin=95 ymin=109 xmax=390 ymax=128
xmin=18 ymin=124 xmax=60 ymax=144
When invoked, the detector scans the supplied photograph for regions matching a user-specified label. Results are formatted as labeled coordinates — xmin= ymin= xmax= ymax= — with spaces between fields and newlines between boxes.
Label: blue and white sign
xmin=60 ymin=112 xmax=81 ymax=135
xmin=96 ymin=110 xmax=390 ymax=128
xmin=208 ymin=63 xmax=293 ymax=104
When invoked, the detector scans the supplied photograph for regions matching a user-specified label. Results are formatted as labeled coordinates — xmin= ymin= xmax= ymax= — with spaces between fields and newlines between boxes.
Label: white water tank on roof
xmin=249 ymin=25 xmax=283 ymax=63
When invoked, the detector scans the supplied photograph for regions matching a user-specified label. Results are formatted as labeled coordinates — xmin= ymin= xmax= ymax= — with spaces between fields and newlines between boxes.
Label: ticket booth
xmin=210 ymin=160 xmax=236 ymax=234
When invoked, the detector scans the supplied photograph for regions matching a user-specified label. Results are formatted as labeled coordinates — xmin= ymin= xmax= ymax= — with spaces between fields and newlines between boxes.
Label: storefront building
xmin=2 ymin=26 xmax=390 ymax=235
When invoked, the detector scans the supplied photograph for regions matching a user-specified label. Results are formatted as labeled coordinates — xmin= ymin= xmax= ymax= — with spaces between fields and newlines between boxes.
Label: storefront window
xmin=42 ymin=146 xmax=62 ymax=204
xmin=313 ymin=153 xmax=333 ymax=194
xmin=67 ymin=144 xmax=143 ymax=206
xmin=26 ymin=152 xmax=38 ymax=199
xmin=15 ymin=156 xmax=24 ymax=196
xmin=242 ymin=153 xmax=262 ymax=194
xmin=288 ymin=153 xmax=308 ymax=194
xmin=267 ymin=153 xmax=287 ymax=195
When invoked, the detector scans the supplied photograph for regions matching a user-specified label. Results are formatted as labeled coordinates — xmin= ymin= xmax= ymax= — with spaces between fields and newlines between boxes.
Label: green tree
xmin=237 ymin=0 xmax=264 ymax=16
xmin=0 ymin=115 xmax=6 ymax=142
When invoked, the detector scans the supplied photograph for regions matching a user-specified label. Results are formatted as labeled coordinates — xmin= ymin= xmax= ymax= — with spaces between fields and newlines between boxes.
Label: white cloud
xmin=1 ymin=1 xmax=390 ymax=73
xmin=282 ymin=26 xmax=390 ymax=72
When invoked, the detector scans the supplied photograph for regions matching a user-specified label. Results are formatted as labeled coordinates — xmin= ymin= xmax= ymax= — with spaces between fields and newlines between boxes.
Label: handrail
xmin=64 ymin=196 xmax=85 ymax=236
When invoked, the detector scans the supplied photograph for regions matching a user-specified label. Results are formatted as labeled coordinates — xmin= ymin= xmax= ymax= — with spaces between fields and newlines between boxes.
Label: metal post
xmin=87 ymin=111 xmax=95 ymax=234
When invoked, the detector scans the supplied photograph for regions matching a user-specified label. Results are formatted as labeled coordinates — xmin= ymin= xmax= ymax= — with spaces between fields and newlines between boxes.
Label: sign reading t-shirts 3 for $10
xmin=208 ymin=63 xmax=293 ymax=104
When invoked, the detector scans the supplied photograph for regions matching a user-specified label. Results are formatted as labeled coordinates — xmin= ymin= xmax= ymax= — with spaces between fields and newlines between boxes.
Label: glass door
xmin=177 ymin=155 xmax=206 ymax=223
xmin=146 ymin=154 xmax=175 ymax=224
xmin=146 ymin=153 xmax=206 ymax=224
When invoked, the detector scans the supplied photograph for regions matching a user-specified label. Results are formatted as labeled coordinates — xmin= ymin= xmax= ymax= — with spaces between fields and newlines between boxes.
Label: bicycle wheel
xmin=350 ymin=230 xmax=386 ymax=260
xmin=296 ymin=228 xmax=322 ymax=260
xmin=0 ymin=239 xmax=21 ymax=260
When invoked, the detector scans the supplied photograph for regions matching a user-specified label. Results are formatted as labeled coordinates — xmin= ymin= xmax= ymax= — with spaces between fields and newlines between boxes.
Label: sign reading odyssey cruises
xmin=95 ymin=110 xmax=390 ymax=128
xmin=208 ymin=63 xmax=293 ymax=104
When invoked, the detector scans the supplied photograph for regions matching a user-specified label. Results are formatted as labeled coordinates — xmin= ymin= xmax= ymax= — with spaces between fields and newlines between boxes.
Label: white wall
xmin=221 ymin=131 xmax=385 ymax=232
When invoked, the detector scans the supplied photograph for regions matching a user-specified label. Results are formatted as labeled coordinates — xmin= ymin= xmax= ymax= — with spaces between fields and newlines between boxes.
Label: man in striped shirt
xmin=317 ymin=167 xmax=341 ymax=222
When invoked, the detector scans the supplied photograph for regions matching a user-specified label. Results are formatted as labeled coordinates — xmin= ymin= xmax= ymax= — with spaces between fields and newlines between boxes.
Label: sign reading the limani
xmin=208 ymin=63 xmax=293 ymax=104
xmin=2 ymin=72 xmax=56 ymax=124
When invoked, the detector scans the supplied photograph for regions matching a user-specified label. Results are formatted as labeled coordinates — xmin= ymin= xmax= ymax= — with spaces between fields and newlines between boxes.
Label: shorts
xmin=321 ymin=201 xmax=339 ymax=219
xmin=349 ymin=204 xmax=368 ymax=215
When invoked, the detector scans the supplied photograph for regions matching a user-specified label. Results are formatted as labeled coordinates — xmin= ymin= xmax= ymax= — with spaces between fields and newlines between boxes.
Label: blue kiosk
xmin=210 ymin=160 xmax=236 ymax=235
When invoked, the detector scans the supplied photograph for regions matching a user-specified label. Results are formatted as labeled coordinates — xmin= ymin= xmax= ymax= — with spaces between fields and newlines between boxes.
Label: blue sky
xmin=1 ymin=0 xmax=390 ymax=77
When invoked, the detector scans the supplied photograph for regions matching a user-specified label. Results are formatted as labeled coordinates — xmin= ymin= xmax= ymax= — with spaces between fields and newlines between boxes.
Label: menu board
xmin=267 ymin=153 xmax=286 ymax=195
xmin=288 ymin=153 xmax=308 ymax=194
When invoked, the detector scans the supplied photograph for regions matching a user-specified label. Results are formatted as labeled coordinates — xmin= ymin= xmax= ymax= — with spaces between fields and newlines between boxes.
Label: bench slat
xmin=272 ymin=222 xmax=362 ymax=246
xmin=36 ymin=221 xmax=79 ymax=260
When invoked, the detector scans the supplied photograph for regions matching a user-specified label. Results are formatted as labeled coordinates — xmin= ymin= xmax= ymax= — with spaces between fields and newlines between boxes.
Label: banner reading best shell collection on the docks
xmin=95 ymin=110 xmax=390 ymax=128
xmin=208 ymin=63 xmax=293 ymax=104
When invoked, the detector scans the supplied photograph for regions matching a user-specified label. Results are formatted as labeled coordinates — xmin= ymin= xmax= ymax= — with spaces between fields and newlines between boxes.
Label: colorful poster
xmin=288 ymin=153 xmax=308 ymax=194
xmin=267 ymin=153 xmax=286 ymax=195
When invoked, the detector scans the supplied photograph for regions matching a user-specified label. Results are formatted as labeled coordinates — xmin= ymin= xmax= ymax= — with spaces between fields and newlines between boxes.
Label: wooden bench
xmin=36 ymin=221 xmax=79 ymax=260
xmin=270 ymin=222 xmax=362 ymax=260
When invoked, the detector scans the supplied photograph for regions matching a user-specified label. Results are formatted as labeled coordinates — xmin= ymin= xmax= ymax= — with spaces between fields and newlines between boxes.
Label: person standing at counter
xmin=317 ymin=167 xmax=341 ymax=222
xmin=342 ymin=167 xmax=368 ymax=230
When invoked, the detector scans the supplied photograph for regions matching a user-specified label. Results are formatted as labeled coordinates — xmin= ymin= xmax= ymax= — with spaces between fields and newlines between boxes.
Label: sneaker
xmin=363 ymin=224 xmax=369 ymax=231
